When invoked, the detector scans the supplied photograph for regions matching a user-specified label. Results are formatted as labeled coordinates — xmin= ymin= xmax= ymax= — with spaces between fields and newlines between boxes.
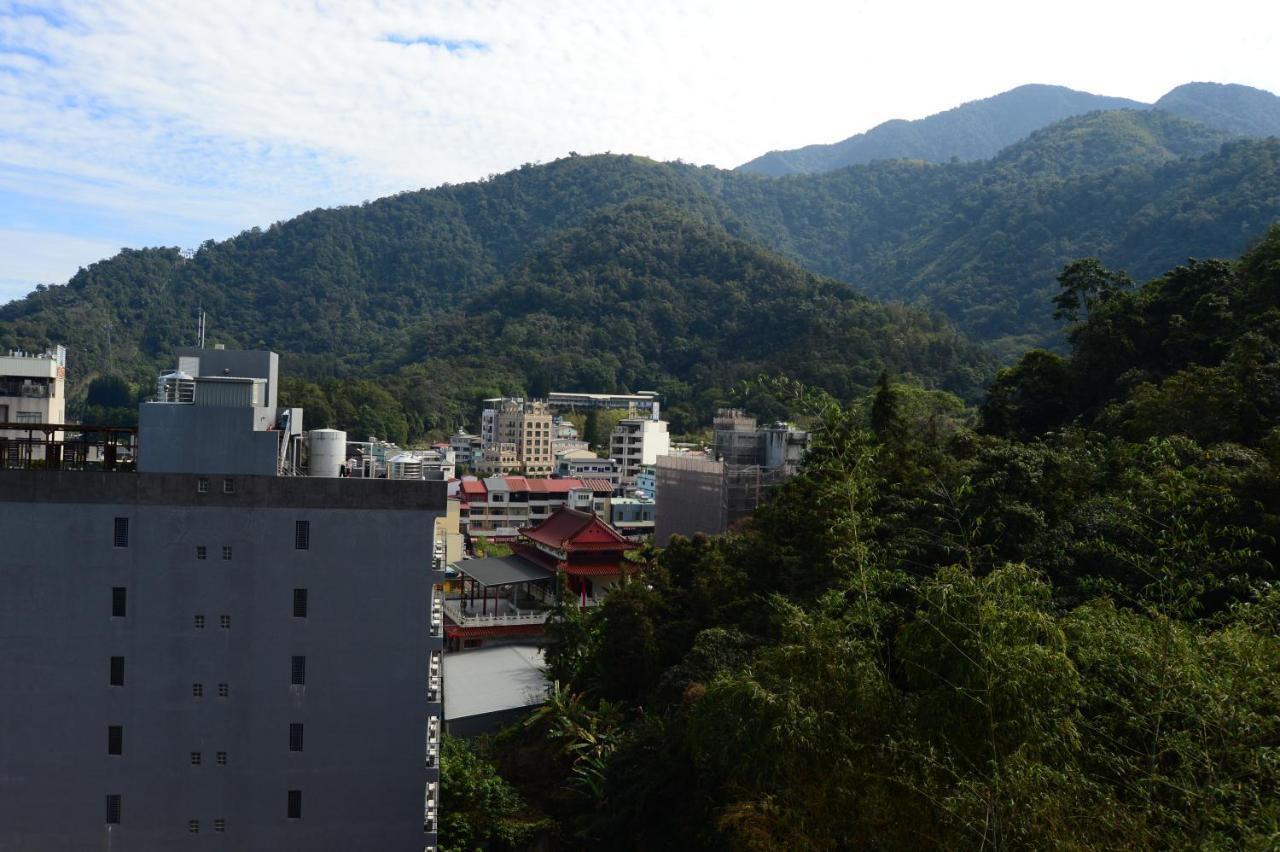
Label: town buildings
xmin=449 ymin=431 xmax=483 ymax=467
xmin=444 ymin=506 xmax=638 ymax=651
xmin=458 ymin=475 xmax=613 ymax=538
xmin=554 ymin=450 xmax=623 ymax=489
xmin=478 ymin=398 xmax=554 ymax=476
xmin=655 ymin=409 xmax=810 ymax=544
xmin=609 ymin=417 xmax=670 ymax=485
xmin=0 ymin=348 xmax=447 ymax=851
xmin=546 ymin=390 xmax=661 ymax=421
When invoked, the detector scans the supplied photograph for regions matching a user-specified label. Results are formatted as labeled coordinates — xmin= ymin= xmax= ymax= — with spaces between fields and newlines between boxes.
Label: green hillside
xmin=3 ymin=110 xmax=1279 ymax=435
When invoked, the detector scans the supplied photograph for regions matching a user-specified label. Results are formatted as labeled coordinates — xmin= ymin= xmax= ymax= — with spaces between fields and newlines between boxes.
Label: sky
xmin=1 ymin=0 xmax=1277 ymax=304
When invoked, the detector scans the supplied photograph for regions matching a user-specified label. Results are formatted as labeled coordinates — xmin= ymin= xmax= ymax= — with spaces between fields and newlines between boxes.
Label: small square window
xmin=111 ymin=587 xmax=127 ymax=618
xmin=109 ymin=656 xmax=125 ymax=686
xmin=108 ymin=725 xmax=123 ymax=755
xmin=214 ymin=818 xmax=226 ymax=833
xmin=113 ymin=517 xmax=129 ymax=548
xmin=289 ymin=723 xmax=304 ymax=752
xmin=196 ymin=546 xmax=207 ymax=560
xmin=220 ymin=615 xmax=231 ymax=629
xmin=218 ymin=683 xmax=229 ymax=698
xmin=105 ymin=794 xmax=122 ymax=825
xmin=189 ymin=819 xmax=200 ymax=833
xmin=287 ymin=790 xmax=302 ymax=820
xmin=194 ymin=614 xmax=205 ymax=629
xmin=216 ymin=751 xmax=227 ymax=766
xmin=222 ymin=478 xmax=235 ymax=494
xmin=197 ymin=478 xmax=209 ymax=493
xmin=192 ymin=683 xmax=203 ymax=698
xmin=293 ymin=589 xmax=308 ymax=619
xmin=190 ymin=751 xmax=202 ymax=766
xmin=222 ymin=546 xmax=232 ymax=561
xmin=291 ymin=656 xmax=306 ymax=686
xmin=295 ymin=520 xmax=310 ymax=550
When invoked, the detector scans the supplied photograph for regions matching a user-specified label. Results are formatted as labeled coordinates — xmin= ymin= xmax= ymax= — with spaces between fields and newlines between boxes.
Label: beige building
xmin=487 ymin=399 xmax=554 ymax=476
xmin=1 ymin=347 xmax=66 ymax=441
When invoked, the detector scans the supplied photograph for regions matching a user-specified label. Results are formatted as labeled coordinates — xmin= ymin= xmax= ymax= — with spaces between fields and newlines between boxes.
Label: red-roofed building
xmin=443 ymin=506 xmax=639 ymax=649
xmin=459 ymin=475 xmax=611 ymax=538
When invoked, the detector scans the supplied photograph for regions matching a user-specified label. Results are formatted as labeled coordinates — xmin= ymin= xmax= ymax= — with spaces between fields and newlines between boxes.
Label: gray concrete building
xmin=0 ymin=349 xmax=446 ymax=851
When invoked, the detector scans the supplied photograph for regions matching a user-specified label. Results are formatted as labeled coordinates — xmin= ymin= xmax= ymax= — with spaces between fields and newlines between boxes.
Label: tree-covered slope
xmin=1156 ymin=82 xmax=1280 ymax=138
xmin=3 ymin=114 xmax=1279 ymax=410
xmin=737 ymin=84 xmax=1147 ymax=176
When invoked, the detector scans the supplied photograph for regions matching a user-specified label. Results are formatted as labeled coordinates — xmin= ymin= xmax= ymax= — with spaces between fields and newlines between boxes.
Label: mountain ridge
xmin=737 ymin=80 xmax=1279 ymax=176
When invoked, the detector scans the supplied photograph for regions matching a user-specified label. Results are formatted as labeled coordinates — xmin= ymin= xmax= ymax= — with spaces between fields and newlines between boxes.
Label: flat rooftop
xmin=443 ymin=644 xmax=548 ymax=720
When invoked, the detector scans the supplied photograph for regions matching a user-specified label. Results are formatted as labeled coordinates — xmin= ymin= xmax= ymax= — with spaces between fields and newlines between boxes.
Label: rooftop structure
xmin=546 ymin=390 xmax=661 ymax=421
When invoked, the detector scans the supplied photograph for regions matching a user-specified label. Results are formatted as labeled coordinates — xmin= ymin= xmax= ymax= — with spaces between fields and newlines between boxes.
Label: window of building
xmin=291 ymin=656 xmax=306 ymax=685
xmin=222 ymin=478 xmax=235 ymax=494
xmin=111 ymin=587 xmax=127 ymax=618
xmin=197 ymin=478 xmax=209 ymax=494
xmin=16 ymin=411 xmax=40 ymax=423
xmin=105 ymin=794 xmax=122 ymax=825
xmin=216 ymin=751 xmax=227 ymax=766
xmin=196 ymin=546 xmax=207 ymax=560
xmin=217 ymin=683 xmax=229 ymax=698
xmin=220 ymin=614 xmax=230 ymax=629
xmin=108 ymin=725 xmax=123 ymax=755
xmin=292 ymin=589 xmax=308 ymax=619
xmin=294 ymin=520 xmax=310 ymax=550
xmin=214 ymin=818 xmax=225 ymax=833
xmin=189 ymin=819 xmax=200 ymax=833
xmin=113 ymin=517 xmax=129 ymax=548
xmin=289 ymin=723 xmax=304 ymax=752
xmin=287 ymin=790 xmax=302 ymax=819
xmin=190 ymin=751 xmax=202 ymax=766
xmin=192 ymin=683 xmax=203 ymax=698
xmin=194 ymin=614 xmax=205 ymax=629
xmin=222 ymin=546 xmax=232 ymax=560
xmin=109 ymin=656 xmax=124 ymax=686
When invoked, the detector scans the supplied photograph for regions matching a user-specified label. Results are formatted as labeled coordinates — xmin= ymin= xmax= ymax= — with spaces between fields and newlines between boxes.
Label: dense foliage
xmin=473 ymin=231 xmax=1280 ymax=850
xmin=1155 ymin=82 xmax=1280 ymax=139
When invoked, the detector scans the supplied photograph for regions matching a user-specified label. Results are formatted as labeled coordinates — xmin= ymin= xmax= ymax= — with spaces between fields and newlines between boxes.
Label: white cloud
xmin=0 ymin=0 xmax=1278 ymax=292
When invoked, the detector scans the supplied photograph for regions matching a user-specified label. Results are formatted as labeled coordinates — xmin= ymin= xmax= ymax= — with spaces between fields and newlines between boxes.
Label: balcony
xmin=428 ymin=651 xmax=442 ymax=703
xmin=423 ymin=780 xmax=439 ymax=834
xmin=443 ymin=598 xmax=550 ymax=627
xmin=425 ymin=715 xmax=440 ymax=768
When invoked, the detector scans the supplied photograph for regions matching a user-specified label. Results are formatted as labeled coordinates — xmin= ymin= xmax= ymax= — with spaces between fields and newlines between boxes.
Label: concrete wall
xmin=175 ymin=348 xmax=279 ymax=409
xmin=138 ymin=405 xmax=282 ymax=476
xmin=0 ymin=471 xmax=445 ymax=851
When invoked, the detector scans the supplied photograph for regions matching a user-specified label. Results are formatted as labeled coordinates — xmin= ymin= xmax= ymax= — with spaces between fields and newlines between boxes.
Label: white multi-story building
xmin=554 ymin=451 xmax=622 ymax=490
xmin=609 ymin=419 xmax=670 ymax=485
xmin=1 ymin=346 xmax=66 ymax=436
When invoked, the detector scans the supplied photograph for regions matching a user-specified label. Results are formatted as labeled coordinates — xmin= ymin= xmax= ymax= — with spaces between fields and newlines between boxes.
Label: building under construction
xmin=655 ymin=409 xmax=809 ymax=544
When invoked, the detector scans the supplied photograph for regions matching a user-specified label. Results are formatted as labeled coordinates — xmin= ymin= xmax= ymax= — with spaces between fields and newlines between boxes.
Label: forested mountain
xmin=3 ymin=105 xmax=1279 ymax=438
xmin=736 ymin=84 xmax=1145 ymax=176
xmin=447 ymin=228 xmax=1280 ymax=851
xmin=736 ymin=80 xmax=1279 ymax=177
xmin=1156 ymin=82 xmax=1280 ymax=138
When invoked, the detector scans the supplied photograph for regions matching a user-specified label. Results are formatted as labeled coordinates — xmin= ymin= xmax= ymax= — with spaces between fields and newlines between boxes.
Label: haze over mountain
xmin=737 ymin=81 xmax=1280 ymax=176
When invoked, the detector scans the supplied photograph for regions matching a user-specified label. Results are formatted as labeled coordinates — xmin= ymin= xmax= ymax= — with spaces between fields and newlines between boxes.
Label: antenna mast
xmin=197 ymin=305 xmax=206 ymax=349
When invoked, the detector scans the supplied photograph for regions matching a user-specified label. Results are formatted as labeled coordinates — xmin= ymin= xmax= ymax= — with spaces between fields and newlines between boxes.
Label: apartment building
xmin=1 ymin=345 xmax=66 ymax=443
xmin=479 ymin=399 xmax=554 ymax=476
xmin=457 ymin=476 xmax=613 ymax=538
xmin=0 ymin=348 xmax=447 ymax=851
xmin=546 ymin=390 xmax=661 ymax=421
xmin=553 ymin=450 xmax=622 ymax=489
xmin=609 ymin=418 xmax=670 ymax=485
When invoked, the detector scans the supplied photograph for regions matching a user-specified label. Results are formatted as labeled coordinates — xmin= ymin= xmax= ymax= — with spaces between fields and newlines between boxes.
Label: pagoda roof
xmin=520 ymin=506 xmax=632 ymax=551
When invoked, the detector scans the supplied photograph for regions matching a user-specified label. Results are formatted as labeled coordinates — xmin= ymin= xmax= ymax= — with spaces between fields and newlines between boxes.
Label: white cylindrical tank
xmin=309 ymin=429 xmax=347 ymax=478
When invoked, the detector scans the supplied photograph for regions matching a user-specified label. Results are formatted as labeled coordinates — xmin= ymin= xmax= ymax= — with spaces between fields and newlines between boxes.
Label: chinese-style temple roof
xmin=521 ymin=506 xmax=632 ymax=551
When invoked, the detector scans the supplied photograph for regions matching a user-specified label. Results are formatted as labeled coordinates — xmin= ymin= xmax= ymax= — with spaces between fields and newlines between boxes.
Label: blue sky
xmin=1 ymin=0 xmax=1278 ymax=304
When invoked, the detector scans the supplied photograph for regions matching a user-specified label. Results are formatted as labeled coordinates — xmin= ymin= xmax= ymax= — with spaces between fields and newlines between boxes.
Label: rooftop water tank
xmin=309 ymin=429 xmax=347 ymax=478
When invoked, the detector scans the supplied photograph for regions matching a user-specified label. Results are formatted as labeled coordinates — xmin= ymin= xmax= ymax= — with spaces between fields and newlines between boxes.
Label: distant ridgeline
xmin=2 ymin=81 xmax=1278 ymax=442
